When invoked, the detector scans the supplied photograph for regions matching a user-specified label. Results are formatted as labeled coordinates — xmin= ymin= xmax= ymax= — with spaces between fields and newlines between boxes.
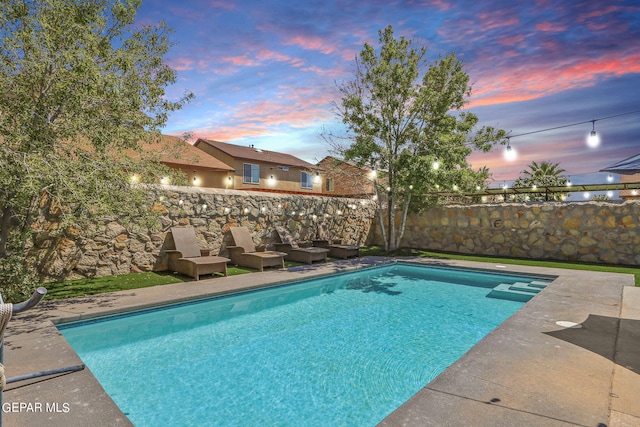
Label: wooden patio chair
xmin=273 ymin=226 xmax=329 ymax=264
xmin=227 ymin=226 xmax=287 ymax=271
xmin=165 ymin=227 xmax=230 ymax=280
xmin=313 ymin=221 xmax=360 ymax=259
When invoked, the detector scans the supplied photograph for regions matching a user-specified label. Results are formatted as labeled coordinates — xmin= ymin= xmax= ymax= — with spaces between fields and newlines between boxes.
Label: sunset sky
xmin=138 ymin=0 xmax=640 ymax=186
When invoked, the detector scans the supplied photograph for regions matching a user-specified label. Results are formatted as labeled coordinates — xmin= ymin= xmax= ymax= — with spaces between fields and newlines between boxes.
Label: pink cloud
xmin=207 ymin=1 xmax=236 ymax=11
xmin=167 ymin=56 xmax=196 ymax=71
xmin=497 ymin=34 xmax=525 ymax=46
xmin=578 ymin=5 xmax=624 ymax=21
xmin=535 ymin=22 xmax=567 ymax=32
xmin=221 ymin=54 xmax=261 ymax=67
xmin=426 ymin=0 xmax=454 ymax=11
xmin=468 ymin=52 xmax=640 ymax=108
xmin=477 ymin=12 xmax=520 ymax=31
xmin=283 ymin=34 xmax=337 ymax=55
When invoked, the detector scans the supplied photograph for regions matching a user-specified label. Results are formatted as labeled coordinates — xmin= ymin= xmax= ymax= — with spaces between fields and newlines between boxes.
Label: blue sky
xmin=138 ymin=0 xmax=640 ymax=185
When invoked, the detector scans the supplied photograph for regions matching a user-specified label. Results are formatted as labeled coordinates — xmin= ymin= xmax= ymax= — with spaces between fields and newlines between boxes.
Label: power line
xmin=506 ymin=109 xmax=640 ymax=140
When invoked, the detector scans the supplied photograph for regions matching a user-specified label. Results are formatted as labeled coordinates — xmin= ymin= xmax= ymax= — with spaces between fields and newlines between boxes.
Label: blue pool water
xmin=59 ymin=263 xmax=548 ymax=426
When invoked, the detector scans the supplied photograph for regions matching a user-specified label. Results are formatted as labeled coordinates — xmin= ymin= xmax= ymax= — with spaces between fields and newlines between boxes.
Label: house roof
xmin=147 ymin=135 xmax=234 ymax=171
xmin=195 ymin=138 xmax=314 ymax=168
xmin=600 ymin=153 xmax=640 ymax=175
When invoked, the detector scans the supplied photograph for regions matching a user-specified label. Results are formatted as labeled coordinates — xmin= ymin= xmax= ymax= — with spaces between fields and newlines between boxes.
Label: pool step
xmin=486 ymin=281 xmax=548 ymax=302
xmin=509 ymin=281 xmax=545 ymax=293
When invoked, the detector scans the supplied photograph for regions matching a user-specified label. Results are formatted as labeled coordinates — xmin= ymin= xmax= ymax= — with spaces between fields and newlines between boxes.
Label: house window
xmin=325 ymin=177 xmax=335 ymax=192
xmin=243 ymin=163 xmax=260 ymax=184
xmin=301 ymin=171 xmax=313 ymax=189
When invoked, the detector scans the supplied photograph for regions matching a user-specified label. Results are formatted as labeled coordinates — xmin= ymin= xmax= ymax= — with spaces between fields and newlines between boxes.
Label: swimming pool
xmin=58 ymin=263 xmax=550 ymax=426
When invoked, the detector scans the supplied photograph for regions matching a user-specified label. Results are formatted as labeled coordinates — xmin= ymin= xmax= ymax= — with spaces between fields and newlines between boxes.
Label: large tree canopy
xmin=0 ymin=0 xmax=192 ymax=299
xmin=328 ymin=26 xmax=507 ymax=250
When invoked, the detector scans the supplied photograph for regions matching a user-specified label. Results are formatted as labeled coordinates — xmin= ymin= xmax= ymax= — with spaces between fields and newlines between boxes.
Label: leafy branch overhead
xmin=0 ymin=0 xmax=193 ymax=299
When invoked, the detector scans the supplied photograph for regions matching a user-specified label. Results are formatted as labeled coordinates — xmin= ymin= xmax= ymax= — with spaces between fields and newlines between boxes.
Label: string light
xmin=432 ymin=158 xmax=440 ymax=170
xmin=503 ymin=138 xmax=517 ymax=161
xmin=498 ymin=110 xmax=639 ymax=143
xmin=587 ymin=120 xmax=600 ymax=148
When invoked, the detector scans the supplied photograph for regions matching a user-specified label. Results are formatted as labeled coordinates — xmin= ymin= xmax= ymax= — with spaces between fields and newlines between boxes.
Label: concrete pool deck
xmin=2 ymin=257 xmax=639 ymax=426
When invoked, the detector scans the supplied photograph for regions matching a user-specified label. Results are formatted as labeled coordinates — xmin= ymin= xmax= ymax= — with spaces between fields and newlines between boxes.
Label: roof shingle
xmin=195 ymin=138 xmax=313 ymax=168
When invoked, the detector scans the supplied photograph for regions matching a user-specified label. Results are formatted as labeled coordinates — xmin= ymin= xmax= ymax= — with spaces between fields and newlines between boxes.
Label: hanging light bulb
xmin=607 ymin=174 xmax=613 ymax=182
xmin=566 ymin=176 xmax=572 ymax=187
xmin=432 ymin=158 xmax=440 ymax=170
xmin=587 ymin=120 xmax=600 ymax=148
xmin=503 ymin=138 xmax=517 ymax=161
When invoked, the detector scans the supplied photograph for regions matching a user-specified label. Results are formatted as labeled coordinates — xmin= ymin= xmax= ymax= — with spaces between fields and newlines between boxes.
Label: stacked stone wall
xmin=369 ymin=201 xmax=640 ymax=265
xmin=33 ymin=187 xmax=376 ymax=281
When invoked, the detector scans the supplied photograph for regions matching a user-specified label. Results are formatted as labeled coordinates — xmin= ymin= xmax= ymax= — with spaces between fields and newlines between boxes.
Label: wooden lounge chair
xmin=273 ymin=226 xmax=329 ymax=264
xmin=227 ymin=226 xmax=287 ymax=271
xmin=313 ymin=221 xmax=360 ymax=259
xmin=165 ymin=227 xmax=230 ymax=280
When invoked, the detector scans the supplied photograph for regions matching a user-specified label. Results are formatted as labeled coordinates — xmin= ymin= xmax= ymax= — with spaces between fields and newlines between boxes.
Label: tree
xmin=326 ymin=26 xmax=507 ymax=251
xmin=513 ymin=161 xmax=568 ymax=201
xmin=0 ymin=0 xmax=193 ymax=300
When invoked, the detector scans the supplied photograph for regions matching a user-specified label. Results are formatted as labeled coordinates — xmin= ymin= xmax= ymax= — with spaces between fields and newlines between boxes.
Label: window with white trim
xmin=243 ymin=163 xmax=260 ymax=184
xmin=301 ymin=171 xmax=313 ymax=189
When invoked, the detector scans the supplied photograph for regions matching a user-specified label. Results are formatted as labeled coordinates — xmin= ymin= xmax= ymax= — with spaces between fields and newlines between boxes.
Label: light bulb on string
xmin=587 ymin=120 xmax=600 ymax=148
xmin=432 ymin=158 xmax=440 ymax=170
xmin=607 ymin=174 xmax=614 ymax=182
xmin=503 ymin=138 xmax=517 ymax=161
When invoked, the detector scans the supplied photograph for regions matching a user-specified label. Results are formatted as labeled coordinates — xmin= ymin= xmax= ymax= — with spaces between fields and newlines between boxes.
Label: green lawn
xmin=41 ymin=248 xmax=639 ymax=300
xmin=42 ymin=265 xmax=255 ymax=300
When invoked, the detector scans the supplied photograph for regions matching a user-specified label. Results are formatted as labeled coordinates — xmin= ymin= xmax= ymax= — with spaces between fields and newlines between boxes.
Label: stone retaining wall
xmin=369 ymin=201 xmax=640 ymax=265
xmin=33 ymin=187 xmax=376 ymax=281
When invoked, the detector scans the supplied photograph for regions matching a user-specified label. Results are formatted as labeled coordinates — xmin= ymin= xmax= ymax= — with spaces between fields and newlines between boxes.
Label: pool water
xmin=59 ymin=263 xmax=546 ymax=426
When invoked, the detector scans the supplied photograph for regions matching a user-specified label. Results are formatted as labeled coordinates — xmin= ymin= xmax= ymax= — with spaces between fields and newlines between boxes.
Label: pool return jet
xmin=0 ymin=287 xmax=85 ymax=427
